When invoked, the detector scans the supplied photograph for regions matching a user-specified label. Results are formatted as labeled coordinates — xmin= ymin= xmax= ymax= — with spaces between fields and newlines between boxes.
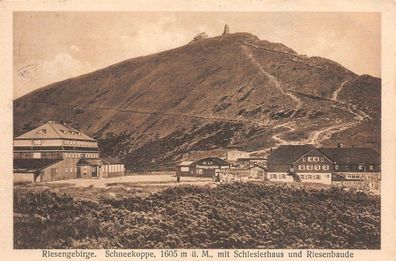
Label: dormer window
xmin=37 ymin=129 xmax=46 ymax=134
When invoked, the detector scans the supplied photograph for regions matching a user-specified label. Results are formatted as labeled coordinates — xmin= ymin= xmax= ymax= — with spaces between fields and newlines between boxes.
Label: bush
xmin=14 ymin=183 xmax=380 ymax=249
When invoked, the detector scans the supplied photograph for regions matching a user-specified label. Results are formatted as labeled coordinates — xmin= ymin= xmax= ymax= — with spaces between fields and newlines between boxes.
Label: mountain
xmin=13 ymin=32 xmax=381 ymax=170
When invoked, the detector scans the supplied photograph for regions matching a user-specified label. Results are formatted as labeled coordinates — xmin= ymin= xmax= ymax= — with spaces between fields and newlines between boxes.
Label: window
xmin=314 ymin=165 xmax=321 ymax=170
xmin=347 ymin=174 xmax=360 ymax=180
xmin=335 ymin=165 xmax=339 ymax=170
xmin=302 ymin=157 xmax=306 ymax=162
xmin=320 ymin=157 xmax=325 ymax=162
xmin=298 ymin=165 xmax=305 ymax=170
xmin=37 ymin=129 xmax=46 ymax=134
xmin=358 ymin=164 xmax=364 ymax=171
xmin=313 ymin=156 xmax=320 ymax=162
xmin=300 ymin=175 xmax=305 ymax=179
xmin=345 ymin=165 xmax=349 ymax=171
xmin=33 ymin=152 xmax=41 ymax=159
xmin=308 ymin=157 xmax=313 ymax=162
xmin=307 ymin=165 xmax=313 ymax=170
xmin=316 ymin=175 xmax=321 ymax=180
xmin=369 ymin=165 xmax=374 ymax=171
xmin=307 ymin=175 xmax=312 ymax=179
xmin=323 ymin=165 xmax=329 ymax=171
xmin=280 ymin=174 xmax=286 ymax=179
xmin=271 ymin=174 xmax=277 ymax=179
xmin=33 ymin=140 xmax=42 ymax=145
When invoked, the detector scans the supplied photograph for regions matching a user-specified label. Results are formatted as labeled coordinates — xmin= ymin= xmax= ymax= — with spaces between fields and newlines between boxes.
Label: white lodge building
xmin=266 ymin=145 xmax=381 ymax=190
xmin=266 ymin=145 xmax=333 ymax=185
xmin=13 ymin=121 xmax=125 ymax=182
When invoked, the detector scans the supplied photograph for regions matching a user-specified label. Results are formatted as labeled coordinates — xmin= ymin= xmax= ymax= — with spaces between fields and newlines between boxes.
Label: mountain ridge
xmin=14 ymin=32 xmax=381 ymax=170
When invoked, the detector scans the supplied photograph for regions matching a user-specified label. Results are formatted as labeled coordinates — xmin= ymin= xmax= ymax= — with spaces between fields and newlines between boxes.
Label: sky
xmin=13 ymin=12 xmax=380 ymax=98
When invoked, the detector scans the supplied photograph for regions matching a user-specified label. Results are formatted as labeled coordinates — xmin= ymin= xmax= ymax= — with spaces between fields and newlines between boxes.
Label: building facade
xmin=266 ymin=145 xmax=380 ymax=190
xmin=176 ymin=157 xmax=231 ymax=177
xmin=13 ymin=121 xmax=124 ymax=182
xmin=319 ymin=148 xmax=381 ymax=192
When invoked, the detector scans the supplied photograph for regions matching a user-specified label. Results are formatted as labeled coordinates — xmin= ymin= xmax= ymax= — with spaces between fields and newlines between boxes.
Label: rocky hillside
xmin=14 ymin=33 xmax=381 ymax=170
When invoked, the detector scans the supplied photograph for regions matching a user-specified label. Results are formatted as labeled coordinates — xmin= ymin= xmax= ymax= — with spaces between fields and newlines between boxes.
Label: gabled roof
xmin=102 ymin=157 xmax=123 ymax=165
xmin=318 ymin=147 xmax=380 ymax=164
xmin=237 ymin=157 xmax=267 ymax=161
xmin=77 ymin=158 xmax=105 ymax=165
xmin=195 ymin=157 xmax=231 ymax=166
xmin=14 ymin=121 xmax=95 ymax=141
xmin=13 ymin=159 xmax=63 ymax=173
xmin=178 ymin=161 xmax=194 ymax=166
xmin=332 ymin=173 xmax=345 ymax=181
xmin=248 ymin=164 xmax=266 ymax=170
xmin=267 ymin=145 xmax=315 ymax=165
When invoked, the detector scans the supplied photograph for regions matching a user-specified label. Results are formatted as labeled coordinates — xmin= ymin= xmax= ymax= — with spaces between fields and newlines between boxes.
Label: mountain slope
xmin=14 ymin=33 xmax=380 ymax=170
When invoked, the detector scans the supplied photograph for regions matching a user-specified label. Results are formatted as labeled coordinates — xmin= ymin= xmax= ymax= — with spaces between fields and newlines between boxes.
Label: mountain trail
xmin=241 ymin=45 xmax=302 ymax=117
xmin=331 ymin=78 xmax=351 ymax=101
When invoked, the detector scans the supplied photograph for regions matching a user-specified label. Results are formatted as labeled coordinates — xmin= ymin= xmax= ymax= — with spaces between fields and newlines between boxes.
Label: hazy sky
xmin=13 ymin=12 xmax=380 ymax=98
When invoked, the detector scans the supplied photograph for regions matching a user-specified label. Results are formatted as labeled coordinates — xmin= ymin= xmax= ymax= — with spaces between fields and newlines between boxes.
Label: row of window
xmin=64 ymin=152 xmax=99 ymax=159
xmin=298 ymin=164 xmax=330 ymax=171
xmin=31 ymin=139 xmax=97 ymax=147
xmin=64 ymin=140 xmax=97 ymax=147
xmin=104 ymin=164 xmax=125 ymax=173
xmin=14 ymin=152 xmax=62 ymax=159
xmin=60 ymin=129 xmax=82 ymax=136
xmin=302 ymin=156 xmax=325 ymax=163
xmin=56 ymin=164 xmax=124 ymax=175
xmin=335 ymin=164 xmax=375 ymax=171
xmin=270 ymin=174 xmax=287 ymax=179
xmin=299 ymin=174 xmax=330 ymax=180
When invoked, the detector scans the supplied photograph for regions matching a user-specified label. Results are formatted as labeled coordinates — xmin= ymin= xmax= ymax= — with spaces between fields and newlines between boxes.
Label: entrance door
xmin=92 ymin=166 xmax=97 ymax=178
xmin=50 ymin=168 xmax=57 ymax=181
xmin=77 ymin=167 xmax=81 ymax=178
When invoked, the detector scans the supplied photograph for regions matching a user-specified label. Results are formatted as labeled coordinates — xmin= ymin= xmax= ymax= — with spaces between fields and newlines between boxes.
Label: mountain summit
xmin=14 ymin=32 xmax=380 ymax=170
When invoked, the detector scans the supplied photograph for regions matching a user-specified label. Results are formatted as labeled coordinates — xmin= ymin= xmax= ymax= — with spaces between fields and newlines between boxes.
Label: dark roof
xmin=77 ymin=158 xmax=91 ymax=165
xmin=13 ymin=159 xmax=63 ymax=173
xmin=101 ymin=157 xmax=123 ymax=164
xmin=318 ymin=148 xmax=380 ymax=164
xmin=267 ymin=145 xmax=315 ymax=165
xmin=237 ymin=157 xmax=267 ymax=161
xmin=332 ymin=173 xmax=346 ymax=181
xmin=266 ymin=164 xmax=291 ymax=172
xmin=195 ymin=157 xmax=230 ymax=166
xmin=248 ymin=164 xmax=266 ymax=170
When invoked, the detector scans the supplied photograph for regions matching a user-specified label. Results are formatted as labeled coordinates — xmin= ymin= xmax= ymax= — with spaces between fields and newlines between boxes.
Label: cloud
xmin=14 ymin=52 xmax=95 ymax=98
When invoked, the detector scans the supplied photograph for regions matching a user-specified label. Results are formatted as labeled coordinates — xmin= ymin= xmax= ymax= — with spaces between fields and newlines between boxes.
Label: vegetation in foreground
xmin=14 ymin=183 xmax=380 ymax=249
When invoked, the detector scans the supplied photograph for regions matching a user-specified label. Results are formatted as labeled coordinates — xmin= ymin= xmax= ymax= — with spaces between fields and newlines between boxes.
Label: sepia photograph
xmin=9 ymin=9 xmax=385 ymax=253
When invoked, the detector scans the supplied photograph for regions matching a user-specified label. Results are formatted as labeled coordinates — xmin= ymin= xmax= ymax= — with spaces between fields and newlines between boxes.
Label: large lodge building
xmin=266 ymin=145 xmax=381 ymax=191
xmin=13 ymin=121 xmax=125 ymax=183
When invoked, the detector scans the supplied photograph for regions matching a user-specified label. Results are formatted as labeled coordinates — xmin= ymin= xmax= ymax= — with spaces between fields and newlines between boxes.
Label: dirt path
xmin=241 ymin=45 xmax=302 ymax=117
xmin=331 ymin=78 xmax=351 ymax=101
xmin=241 ymin=43 xmax=372 ymax=155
